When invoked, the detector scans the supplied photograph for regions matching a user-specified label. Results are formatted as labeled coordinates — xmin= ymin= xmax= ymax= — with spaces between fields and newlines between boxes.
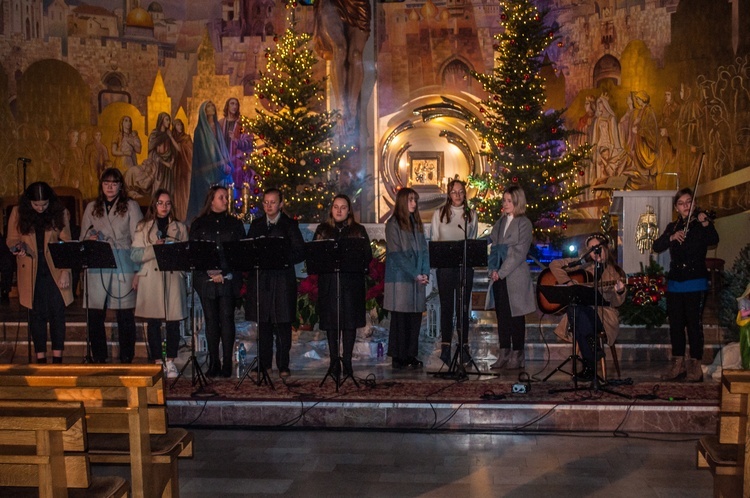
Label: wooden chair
xmin=598 ymin=331 xmax=621 ymax=380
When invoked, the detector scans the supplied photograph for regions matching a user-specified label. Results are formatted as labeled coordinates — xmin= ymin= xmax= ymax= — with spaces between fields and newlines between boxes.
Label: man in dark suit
xmin=245 ymin=188 xmax=305 ymax=378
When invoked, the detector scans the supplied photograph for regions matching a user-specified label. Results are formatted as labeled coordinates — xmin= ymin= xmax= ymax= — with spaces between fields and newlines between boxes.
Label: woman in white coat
xmin=131 ymin=190 xmax=188 ymax=378
xmin=80 ymin=168 xmax=143 ymax=363
xmin=488 ymin=185 xmax=536 ymax=370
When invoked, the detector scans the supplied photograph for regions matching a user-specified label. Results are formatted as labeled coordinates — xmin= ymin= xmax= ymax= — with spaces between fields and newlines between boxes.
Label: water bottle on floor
xmin=238 ymin=342 xmax=247 ymax=371
xmin=377 ymin=341 xmax=384 ymax=361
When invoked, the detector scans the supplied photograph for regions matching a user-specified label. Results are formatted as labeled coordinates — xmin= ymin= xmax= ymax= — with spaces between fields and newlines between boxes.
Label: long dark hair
xmin=584 ymin=232 xmax=620 ymax=271
xmin=136 ymin=189 xmax=176 ymax=243
xmin=439 ymin=179 xmax=467 ymax=224
xmin=391 ymin=187 xmax=423 ymax=232
xmin=316 ymin=194 xmax=359 ymax=240
xmin=196 ymin=185 xmax=228 ymax=219
xmin=17 ymin=182 xmax=66 ymax=235
xmin=92 ymin=168 xmax=131 ymax=218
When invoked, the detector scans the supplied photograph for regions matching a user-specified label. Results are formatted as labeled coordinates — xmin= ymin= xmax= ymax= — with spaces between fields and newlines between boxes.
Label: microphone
xmin=18 ymin=157 xmax=31 ymax=163
xmin=562 ymin=244 xmax=604 ymax=269
xmin=463 ymin=204 xmax=471 ymax=222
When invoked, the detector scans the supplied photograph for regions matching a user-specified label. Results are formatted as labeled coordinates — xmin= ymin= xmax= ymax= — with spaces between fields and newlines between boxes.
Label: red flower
xmin=298 ymin=274 xmax=319 ymax=301
xmin=366 ymin=281 xmax=384 ymax=301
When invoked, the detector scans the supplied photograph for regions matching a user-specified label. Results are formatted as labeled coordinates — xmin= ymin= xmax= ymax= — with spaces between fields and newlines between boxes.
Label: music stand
xmin=48 ymin=240 xmax=116 ymax=364
xmin=153 ymin=240 xmax=219 ymax=397
xmin=224 ymin=237 xmax=292 ymax=390
xmin=539 ymin=283 xmax=630 ymax=398
xmin=428 ymin=239 xmax=490 ymax=379
xmin=306 ymin=238 xmax=369 ymax=391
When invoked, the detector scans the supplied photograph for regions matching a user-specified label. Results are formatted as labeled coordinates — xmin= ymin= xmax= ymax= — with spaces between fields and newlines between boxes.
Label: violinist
xmin=653 ymin=188 xmax=719 ymax=383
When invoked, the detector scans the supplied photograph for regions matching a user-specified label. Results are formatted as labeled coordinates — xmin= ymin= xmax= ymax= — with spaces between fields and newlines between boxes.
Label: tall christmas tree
xmin=467 ymin=0 xmax=589 ymax=237
xmin=242 ymin=2 xmax=352 ymax=222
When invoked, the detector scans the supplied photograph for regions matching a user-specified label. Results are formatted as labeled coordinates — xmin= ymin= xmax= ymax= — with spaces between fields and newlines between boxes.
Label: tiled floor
xmin=95 ymin=428 xmax=713 ymax=497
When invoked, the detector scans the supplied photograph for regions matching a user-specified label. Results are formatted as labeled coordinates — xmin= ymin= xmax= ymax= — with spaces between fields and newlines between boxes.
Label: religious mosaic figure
xmin=62 ymin=128 xmax=83 ymax=189
xmin=627 ymin=91 xmax=659 ymax=189
xmin=186 ymin=101 xmax=233 ymax=222
xmin=171 ymin=118 xmax=193 ymax=222
xmin=84 ymin=130 xmax=110 ymax=198
xmin=218 ymin=97 xmax=253 ymax=187
xmin=125 ymin=112 xmax=177 ymax=200
xmin=111 ymin=116 xmax=142 ymax=172
xmin=591 ymin=94 xmax=625 ymax=180
xmin=575 ymin=95 xmax=597 ymax=187
xmin=313 ymin=0 xmax=371 ymax=133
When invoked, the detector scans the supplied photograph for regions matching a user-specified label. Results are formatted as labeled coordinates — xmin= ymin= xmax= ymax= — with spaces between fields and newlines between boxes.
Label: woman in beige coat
xmin=549 ymin=233 xmax=626 ymax=381
xmin=131 ymin=189 xmax=187 ymax=378
xmin=7 ymin=182 xmax=74 ymax=363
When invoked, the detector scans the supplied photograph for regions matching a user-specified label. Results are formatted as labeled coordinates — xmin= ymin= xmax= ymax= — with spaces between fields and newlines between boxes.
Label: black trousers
xmin=146 ymin=319 xmax=181 ymax=361
xmin=326 ymin=329 xmax=355 ymax=363
xmin=201 ymin=294 xmax=236 ymax=369
xmin=88 ymin=308 xmax=136 ymax=362
xmin=258 ymin=321 xmax=292 ymax=371
xmin=492 ymin=278 xmax=525 ymax=351
xmin=666 ymin=291 xmax=706 ymax=360
xmin=437 ymin=267 xmax=473 ymax=345
xmin=29 ymin=273 xmax=66 ymax=353
xmin=387 ymin=311 xmax=422 ymax=361
xmin=567 ymin=305 xmax=603 ymax=364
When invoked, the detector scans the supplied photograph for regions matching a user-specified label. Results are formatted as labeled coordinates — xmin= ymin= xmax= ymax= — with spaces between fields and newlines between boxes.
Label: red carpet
xmin=165 ymin=375 xmax=720 ymax=405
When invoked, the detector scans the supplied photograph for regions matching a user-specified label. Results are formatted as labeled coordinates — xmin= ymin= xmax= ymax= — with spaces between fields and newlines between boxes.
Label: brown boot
xmin=685 ymin=358 xmax=704 ymax=383
xmin=660 ymin=356 xmax=686 ymax=382
xmin=506 ymin=349 xmax=525 ymax=370
xmin=490 ymin=348 xmax=511 ymax=369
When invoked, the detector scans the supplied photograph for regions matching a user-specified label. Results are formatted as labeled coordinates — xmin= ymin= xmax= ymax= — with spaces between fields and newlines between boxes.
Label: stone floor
xmin=94 ymin=428 xmax=713 ymax=497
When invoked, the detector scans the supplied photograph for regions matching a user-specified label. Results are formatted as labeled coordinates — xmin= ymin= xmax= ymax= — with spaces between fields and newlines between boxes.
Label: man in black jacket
xmin=245 ymin=188 xmax=305 ymax=378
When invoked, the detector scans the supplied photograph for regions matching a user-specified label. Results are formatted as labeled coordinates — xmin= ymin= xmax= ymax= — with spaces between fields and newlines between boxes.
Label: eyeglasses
xmin=102 ymin=181 xmax=121 ymax=187
xmin=263 ymin=201 xmax=279 ymax=206
xmin=449 ymin=191 xmax=466 ymax=196
xmin=156 ymin=201 xmax=172 ymax=207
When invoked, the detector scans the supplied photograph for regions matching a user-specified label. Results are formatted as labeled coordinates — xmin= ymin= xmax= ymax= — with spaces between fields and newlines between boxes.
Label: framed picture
xmin=408 ymin=151 xmax=444 ymax=187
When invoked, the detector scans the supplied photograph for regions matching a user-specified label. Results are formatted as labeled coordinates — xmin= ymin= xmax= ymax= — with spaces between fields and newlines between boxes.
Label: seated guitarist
xmin=549 ymin=233 xmax=627 ymax=381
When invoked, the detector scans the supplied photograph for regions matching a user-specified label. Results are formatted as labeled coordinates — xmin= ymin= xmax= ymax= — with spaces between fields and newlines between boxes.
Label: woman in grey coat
xmin=384 ymin=188 xmax=429 ymax=369
xmin=80 ymin=168 xmax=143 ymax=363
xmin=488 ymin=185 xmax=536 ymax=370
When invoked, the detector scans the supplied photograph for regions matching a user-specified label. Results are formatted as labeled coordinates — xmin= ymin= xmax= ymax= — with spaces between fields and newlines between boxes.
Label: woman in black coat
xmin=188 ymin=185 xmax=246 ymax=378
xmin=313 ymin=194 xmax=372 ymax=378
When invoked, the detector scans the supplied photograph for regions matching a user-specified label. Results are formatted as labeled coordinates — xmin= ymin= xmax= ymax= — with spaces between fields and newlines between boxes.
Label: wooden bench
xmin=0 ymin=400 xmax=129 ymax=498
xmin=0 ymin=365 xmax=193 ymax=498
xmin=696 ymin=369 xmax=750 ymax=497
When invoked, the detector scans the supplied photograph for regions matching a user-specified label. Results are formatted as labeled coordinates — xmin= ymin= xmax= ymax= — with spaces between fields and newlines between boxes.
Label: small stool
xmin=598 ymin=331 xmax=620 ymax=380
xmin=705 ymin=258 xmax=724 ymax=301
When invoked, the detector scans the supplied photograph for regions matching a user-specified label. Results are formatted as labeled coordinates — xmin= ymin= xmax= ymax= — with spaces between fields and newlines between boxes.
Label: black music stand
xmin=428 ymin=239 xmax=490 ymax=379
xmin=539 ymin=284 xmax=599 ymax=385
xmin=306 ymin=238 xmax=370 ymax=391
xmin=153 ymin=240 xmax=219 ymax=397
xmin=49 ymin=240 xmax=116 ymax=364
xmin=224 ymin=237 xmax=292 ymax=390
xmin=540 ymin=283 xmax=630 ymax=398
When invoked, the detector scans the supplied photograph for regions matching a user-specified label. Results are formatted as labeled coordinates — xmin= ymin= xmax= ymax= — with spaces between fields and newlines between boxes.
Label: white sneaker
xmin=165 ymin=360 xmax=179 ymax=379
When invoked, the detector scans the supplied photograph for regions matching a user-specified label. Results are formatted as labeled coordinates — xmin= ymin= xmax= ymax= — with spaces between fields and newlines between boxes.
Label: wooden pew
xmin=0 ymin=400 xmax=129 ymax=498
xmin=0 ymin=365 xmax=192 ymax=498
xmin=696 ymin=369 xmax=750 ymax=497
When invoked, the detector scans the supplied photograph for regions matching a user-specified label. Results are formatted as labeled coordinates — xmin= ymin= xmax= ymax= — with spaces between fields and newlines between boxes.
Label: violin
xmin=676 ymin=207 xmax=716 ymax=233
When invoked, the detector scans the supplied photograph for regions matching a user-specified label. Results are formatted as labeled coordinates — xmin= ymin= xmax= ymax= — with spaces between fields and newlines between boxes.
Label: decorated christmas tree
xmin=467 ymin=0 xmax=589 ymax=237
xmin=242 ymin=2 xmax=352 ymax=222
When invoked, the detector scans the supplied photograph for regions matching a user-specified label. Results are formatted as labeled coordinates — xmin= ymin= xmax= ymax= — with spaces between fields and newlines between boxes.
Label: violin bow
xmin=683 ymin=153 xmax=705 ymax=236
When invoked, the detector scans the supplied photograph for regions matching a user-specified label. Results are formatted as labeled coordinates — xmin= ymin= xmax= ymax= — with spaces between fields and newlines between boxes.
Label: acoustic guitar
xmin=536 ymin=267 xmax=625 ymax=315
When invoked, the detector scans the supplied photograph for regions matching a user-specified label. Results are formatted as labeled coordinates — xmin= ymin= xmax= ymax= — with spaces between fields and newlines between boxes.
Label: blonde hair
xmin=504 ymin=185 xmax=527 ymax=216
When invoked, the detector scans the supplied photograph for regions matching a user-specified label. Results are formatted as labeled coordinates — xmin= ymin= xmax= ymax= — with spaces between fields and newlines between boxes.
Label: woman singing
xmin=7 ymin=182 xmax=74 ymax=363
xmin=549 ymin=234 xmax=626 ymax=381
xmin=384 ymin=188 xmax=429 ymax=369
xmin=488 ymin=185 xmax=536 ymax=370
xmin=430 ymin=179 xmax=478 ymax=366
xmin=189 ymin=186 xmax=245 ymax=378
xmin=131 ymin=190 xmax=188 ymax=378
xmin=313 ymin=194 xmax=372 ymax=378
xmin=81 ymin=168 xmax=143 ymax=363
xmin=653 ymin=188 xmax=719 ymax=382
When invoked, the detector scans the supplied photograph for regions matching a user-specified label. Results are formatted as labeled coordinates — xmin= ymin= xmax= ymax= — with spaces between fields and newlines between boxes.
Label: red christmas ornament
xmin=535 ymin=14 xmax=540 ymax=21
xmin=550 ymin=176 xmax=556 ymax=183
xmin=258 ymin=95 xmax=264 ymax=100
xmin=523 ymin=74 xmax=530 ymax=81
xmin=262 ymin=150 xmax=269 ymax=156
xmin=285 ymin=140 xmax=291 ymax=145
xmin=273 ymin=36 xmax=278 ymax=42
xmin=253 ymin=188 xmax=260 ymax=194
xmin=551 ymin=127 xmax=557 ymax=134
xmin=259 ymin=134 xmax=265 ymax=140
xmin=479 ymin=107 xmax=485 ymax=114
xmin=524 ymin=104 xmax=531 ymax=111
xmin=500 ymin=14 xmax=506 ymax=20
xmin=314 ymin=158 xmax=321 ymax=164
xmin=562 ymin=223 xmax=567 ymax=230
xmin=309 ymin=125 xmax=316 ymax=131
xmin=557 ymin=41 xmax=564 ymax=48
xmin=279 ymin=88 xmax=285 ymax=94
xmin=512 ymin=177 xmax=518 ymax=183
xmin=265 ymin=52 xmax=270 ymax=58
xmin=264 ymin=170 xmax=271 ymax=176
xmin=510 ymin=39 xmax=516 ymax=45
xmin=548 ymin=31 xmax=555 ymax=38
xmin=505 ymin=77 xmax=511 ymax=84
xmin=493 ymin=95 xmax=499 ymax=101
xmin=578 ymin=170 xmax=585 ymax=176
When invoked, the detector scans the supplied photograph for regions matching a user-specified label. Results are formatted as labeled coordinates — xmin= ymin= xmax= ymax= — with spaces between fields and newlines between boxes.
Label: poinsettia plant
xmin=619 ymin=258 xmax=668 ymax=328
xmin=365 ymin=258 xmax=387 ymax=322
xmin=295 ymin=274 xmax=319 ymax=329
